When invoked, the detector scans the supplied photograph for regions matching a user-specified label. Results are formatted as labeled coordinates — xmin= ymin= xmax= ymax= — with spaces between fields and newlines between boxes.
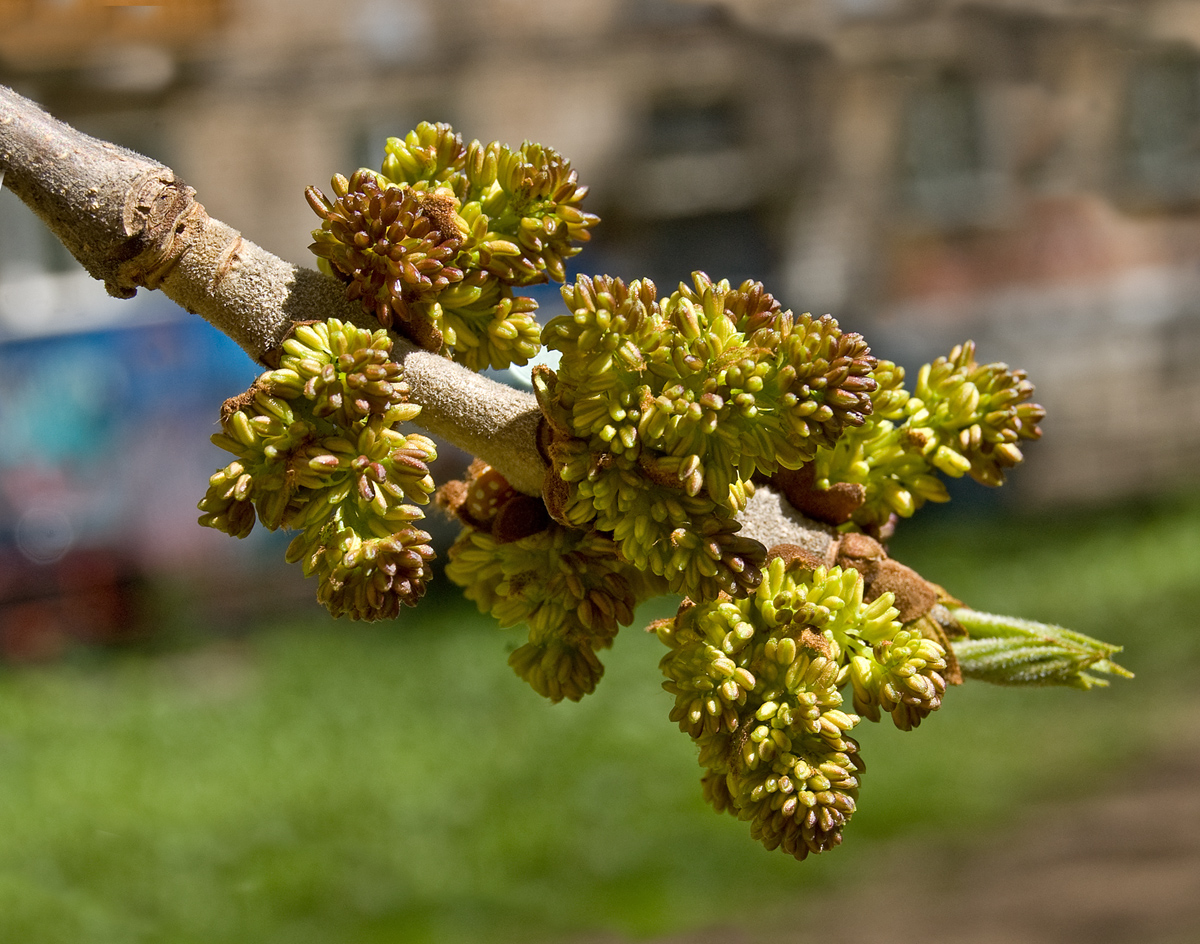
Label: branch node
xmin=111 ymin=170 xmax=204 ymax=296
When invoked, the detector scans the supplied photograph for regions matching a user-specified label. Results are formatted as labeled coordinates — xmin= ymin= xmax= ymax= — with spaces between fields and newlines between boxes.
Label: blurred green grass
xmin=1 ymin=490 xmax=1198 ymax=944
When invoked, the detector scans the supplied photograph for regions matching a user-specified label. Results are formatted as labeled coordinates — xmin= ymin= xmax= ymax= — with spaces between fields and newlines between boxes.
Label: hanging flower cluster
xmin=198 ymin=319 xmax=437 ymax=619
xmin=657 ymin=554 xmax=925 ymax=859
xmin=441 ymin=462 xmax=665 ymax=702
xmin=306 ymin=122 xmax=597 ymax=370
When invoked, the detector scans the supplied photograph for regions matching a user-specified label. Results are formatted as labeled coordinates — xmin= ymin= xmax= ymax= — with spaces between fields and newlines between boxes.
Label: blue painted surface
xmin=0 ymin=317 xmax=261 ymax=555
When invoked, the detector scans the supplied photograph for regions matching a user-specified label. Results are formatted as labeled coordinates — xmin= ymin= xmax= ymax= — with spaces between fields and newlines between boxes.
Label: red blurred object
xmin=0 ymin=546 xmax=146 ymax=663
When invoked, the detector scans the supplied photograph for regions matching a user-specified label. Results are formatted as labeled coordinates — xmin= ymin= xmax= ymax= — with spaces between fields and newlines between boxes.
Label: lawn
xmin=1 ymin=490 xmax=1197 ymax=943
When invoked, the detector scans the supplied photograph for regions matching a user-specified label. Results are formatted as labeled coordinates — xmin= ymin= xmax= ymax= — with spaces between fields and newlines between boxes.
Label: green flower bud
xmin=914 ymin=341 xmax=1045 ymax=489
xmin=433 ymin=273 xmax=541 ymax=371
xmin=507 ymin=637 xmax=605 ymax=704
xmin=460 ymin=139 xmax=598 ymax=286
xmin=310 ymin=123 xmax=605 ymax=368
xmin=197 ymin=461 xmax=258 ymax=538
xmin=658 ymin=555 xmax=901 ymax=858
xmin=379 ymin=122 xmax=468 ymax=192
xmin=286 ymin=511 xmax=435 ymax=620
xmin=850 ymin=627 xmax=948 ymax=730
xmin=726 ymin=735 xmax=863 ymax=861
xmin=280 ymin=319 xmax=413 ymax=423
xmin=949 ymin=608 xmax=1133 ymax=689
xmin=549 ymin=448 xmax=765 ymax=602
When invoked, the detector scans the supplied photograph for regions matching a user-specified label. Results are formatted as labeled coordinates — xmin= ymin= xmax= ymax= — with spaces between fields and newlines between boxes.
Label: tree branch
xmin=0 ymin=84 xmax=548 ymax=496
xmin=0 ymin=83 xmax=838 ymax=544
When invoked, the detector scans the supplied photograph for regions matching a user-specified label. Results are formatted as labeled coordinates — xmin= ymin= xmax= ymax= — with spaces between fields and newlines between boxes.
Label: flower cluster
xmin=186 ymin=125 xmax=1136 ymax=867
xmin=657 ymin=554 xmax=928 ymax=859
xmin=197 ymin=319 xmax=437 ymax=619
xmin=846 ymin=626 xmax=950 ymax=731
xmin=442 ymin=463 xmax=663 ymax=702
xmin=306 ymin=122 xmax=597 ymax=370
xmin=536 ymin=272 xmax=877 ymax=603
xmin=795 ymin=343 xmax=1045 ymax=531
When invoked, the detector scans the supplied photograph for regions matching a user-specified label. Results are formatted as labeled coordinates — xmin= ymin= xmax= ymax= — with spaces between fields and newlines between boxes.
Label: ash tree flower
xmin=194 ymin=122 xmax=1131 ymax=861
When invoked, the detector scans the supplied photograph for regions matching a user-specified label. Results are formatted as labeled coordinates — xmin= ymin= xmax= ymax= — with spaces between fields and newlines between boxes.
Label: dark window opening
xmin=1126 ymin=53 xmax=1200 ymax=203
xmin=645 ymin=98 xmax=740 ymax=156
xmin=626 ymin=0 xmax=726 ymax=28
xmin=904 ymin=77 xmax=982 ymax=179
xmin=900 ymin=75 xmax=997 ymax=225
xmin=596 ymin=208 xmax=774 ymax=291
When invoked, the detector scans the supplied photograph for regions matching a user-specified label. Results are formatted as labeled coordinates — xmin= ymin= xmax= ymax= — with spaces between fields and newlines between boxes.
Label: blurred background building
xmin=2 ymin=8 xmax=1197 ymax=940
xmin=4 ymin=0 xmax=1200 ymax=648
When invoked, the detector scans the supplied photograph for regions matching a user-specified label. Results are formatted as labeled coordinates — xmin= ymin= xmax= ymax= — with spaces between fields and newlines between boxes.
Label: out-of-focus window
xmin=901 ymin=74 xmax=1004 ymax=226
xmin=626 ymin=0 xmax=724 ymax=27
xmin=834 ymin=0 xmax=899 ymax=15
xmin=612 ymin=92 xmax=771 ymax=287
xmin=627 ymin=95 xmax=756 ymax=217
xmin=1125 ymin=52 xmax=1200 ymax=204
xmin=641 ymin=208 xmax=772 ymax=288
xmin=645 ymin=98 xmax=739 ymax=157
